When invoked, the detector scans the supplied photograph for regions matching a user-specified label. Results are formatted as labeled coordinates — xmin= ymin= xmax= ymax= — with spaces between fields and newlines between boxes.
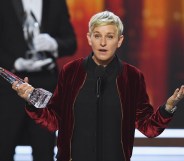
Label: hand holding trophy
xmin=0 ymin=67 xmax=52 ymax=108
xmin=14 ymin=11 xmax=56 ymax=72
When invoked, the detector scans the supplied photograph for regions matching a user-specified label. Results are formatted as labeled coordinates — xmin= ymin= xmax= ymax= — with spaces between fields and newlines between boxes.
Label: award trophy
xmin=13 ymin=11 xmax=54 ymax=72
xmin=0 ymin=67 xmax=52 ymax=108
xmin=23 ymin=11 xmax=42 ymax=60
xmin=23 ymin=11 xmax=46 ymax=60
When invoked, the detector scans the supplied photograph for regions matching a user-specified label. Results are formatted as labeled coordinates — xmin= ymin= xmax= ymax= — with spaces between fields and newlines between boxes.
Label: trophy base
xmin=28 ymin=88 xmax=52 ymax=108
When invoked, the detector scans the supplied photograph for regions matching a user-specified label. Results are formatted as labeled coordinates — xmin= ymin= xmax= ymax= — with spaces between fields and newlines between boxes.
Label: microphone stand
xmin=95 ymin=65 xmax=105 ymax=161
xmin=96 ymin=76 xmax=102 ymax=161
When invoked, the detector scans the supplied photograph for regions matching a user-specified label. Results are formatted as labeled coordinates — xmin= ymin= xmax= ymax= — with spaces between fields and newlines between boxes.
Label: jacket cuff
xmin=25 ymin=102 xmax=37 ymax=111
xmin=159 ymin=104 xmax=174 ymax=118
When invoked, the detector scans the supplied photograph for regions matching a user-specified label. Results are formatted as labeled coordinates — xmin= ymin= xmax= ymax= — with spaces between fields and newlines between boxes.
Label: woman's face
xmin=87 ymin=24 xmax=124 ymax=66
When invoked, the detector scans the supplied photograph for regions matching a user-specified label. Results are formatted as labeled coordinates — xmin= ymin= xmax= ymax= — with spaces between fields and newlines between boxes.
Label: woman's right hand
xmin=12 ymin=77 xmax=34 ymax=101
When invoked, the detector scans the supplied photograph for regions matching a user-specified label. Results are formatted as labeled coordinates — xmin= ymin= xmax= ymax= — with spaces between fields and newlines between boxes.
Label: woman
xmin=12 ymin=11 xmax=184 ymax=161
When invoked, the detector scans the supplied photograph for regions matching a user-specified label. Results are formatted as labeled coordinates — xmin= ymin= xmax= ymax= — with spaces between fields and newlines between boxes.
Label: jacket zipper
xmin=116 ymin=78 xmax=127 ymax=161
xmin=69 ymin=74 xmax=87 ymax=161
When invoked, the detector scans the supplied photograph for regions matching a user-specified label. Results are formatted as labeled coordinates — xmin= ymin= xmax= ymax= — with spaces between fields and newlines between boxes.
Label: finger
xmin=181 ymin=85 xmax=184 ymax=97
xmin=16 ymin=83 xmax=30 ymax=95
xmin=24 ymin=77 xmax=29 ymax=83
xmin=179 ymin=85 xmax=184 ymax=93
xmin=12 ymin=81 xmax=19 ymax=90
xmin=176 ymin=85 xmax=184 ymax=99
xmin=17 ymin=85 xmax=32 ymax=98
xmin=24 ymin=87 xmax=34 ymax=100
xmin=173 ymin=88 xmax=180 ymax=98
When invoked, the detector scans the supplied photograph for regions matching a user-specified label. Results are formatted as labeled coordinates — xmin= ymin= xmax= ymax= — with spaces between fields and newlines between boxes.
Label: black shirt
xmin=71 ymin=55 xmax=125 ymax=161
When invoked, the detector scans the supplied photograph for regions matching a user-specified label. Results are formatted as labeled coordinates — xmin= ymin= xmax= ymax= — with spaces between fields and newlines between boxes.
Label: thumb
xmin=173 ymin=88 xmax=180 ymax=98
xmin=24 ymin=77 xmax=29 ymax=83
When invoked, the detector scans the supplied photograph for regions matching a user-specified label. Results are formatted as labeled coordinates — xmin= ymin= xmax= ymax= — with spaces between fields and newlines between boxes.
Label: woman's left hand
xmin=165 ymin=85 xmax=184 ymax=111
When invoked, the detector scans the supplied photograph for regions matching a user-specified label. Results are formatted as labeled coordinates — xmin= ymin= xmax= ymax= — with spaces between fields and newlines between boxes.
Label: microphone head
xmin=95 ymin=65 xmax=105 ymax=78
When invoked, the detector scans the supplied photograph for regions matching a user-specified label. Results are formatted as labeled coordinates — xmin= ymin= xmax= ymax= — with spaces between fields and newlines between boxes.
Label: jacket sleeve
xmin=135 ymin=72 xmax=173 ymax=138
xmin=25 ymin=69 xmax=65 ymax=132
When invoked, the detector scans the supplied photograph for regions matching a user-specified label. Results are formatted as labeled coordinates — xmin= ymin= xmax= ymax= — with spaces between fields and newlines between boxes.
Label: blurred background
xmin=14 ymin=0 xmax=184 ymax=160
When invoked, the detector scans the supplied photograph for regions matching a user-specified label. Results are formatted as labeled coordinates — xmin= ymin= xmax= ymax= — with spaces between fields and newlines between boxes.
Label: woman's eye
xmin=94 ymin=35 xmax=101 ymax=38
xmin=107 ymin=35 xmax=114 ymax=39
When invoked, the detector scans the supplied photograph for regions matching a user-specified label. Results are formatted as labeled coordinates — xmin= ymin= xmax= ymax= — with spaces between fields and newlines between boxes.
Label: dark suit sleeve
xmin=48 ymin=0 xmax=77 ymax=57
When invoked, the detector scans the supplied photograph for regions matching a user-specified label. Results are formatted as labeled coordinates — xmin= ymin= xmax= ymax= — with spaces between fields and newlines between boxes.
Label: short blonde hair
xmin=88 ymin=11 xmax=124 ymax=36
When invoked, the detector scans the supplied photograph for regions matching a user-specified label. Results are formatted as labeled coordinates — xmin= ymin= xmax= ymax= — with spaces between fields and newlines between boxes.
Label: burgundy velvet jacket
xmin=26 ymin=56 xmax=173 ymax=161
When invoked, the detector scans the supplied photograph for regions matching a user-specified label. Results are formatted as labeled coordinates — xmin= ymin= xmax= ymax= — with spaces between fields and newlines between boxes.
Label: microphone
xmin=95 ymin=65 xmax=105 ymax=98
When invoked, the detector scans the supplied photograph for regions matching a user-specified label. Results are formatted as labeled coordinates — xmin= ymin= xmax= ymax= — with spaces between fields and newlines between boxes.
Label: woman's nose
xmin=100 ymin=37 xmax=106 ymax=46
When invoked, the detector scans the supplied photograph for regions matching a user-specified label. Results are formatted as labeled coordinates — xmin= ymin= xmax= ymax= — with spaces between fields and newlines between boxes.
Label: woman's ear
xmin=117 ymin=35 xmax=124 ymax=48
xmin=87 ymin=32 xmax=92 ymax=46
